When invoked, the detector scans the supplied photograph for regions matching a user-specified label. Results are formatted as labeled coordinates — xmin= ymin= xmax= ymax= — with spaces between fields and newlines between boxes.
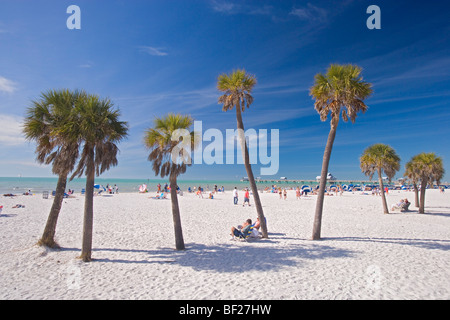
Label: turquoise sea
xmin=2 ymin=176 xmax=444 ymax=195
xmin=0 ymin=176 xmax=324 ymax=195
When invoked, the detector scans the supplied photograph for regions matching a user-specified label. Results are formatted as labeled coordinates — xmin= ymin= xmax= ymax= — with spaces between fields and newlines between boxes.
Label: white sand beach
xmin=1 ymin=189 xmax=449 ymax=300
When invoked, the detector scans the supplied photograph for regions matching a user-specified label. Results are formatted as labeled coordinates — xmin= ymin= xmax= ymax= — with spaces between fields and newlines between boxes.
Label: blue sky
xmin=0 ymin=0 xmax=449 ymax=181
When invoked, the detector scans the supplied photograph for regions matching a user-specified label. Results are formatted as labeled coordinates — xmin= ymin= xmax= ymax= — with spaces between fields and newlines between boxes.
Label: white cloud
xmin=79 ymin=62 xmax=94 ymax=68
xmin=0 ymin=114 xmax=25 ymax=146
xmin=210 ymin=0 xmax=236 ymax=14
xmin=210 ymin=1 xmax=273 ymax=17
xmin=0 ymin=76 xmax=17 ymax=93
xmin=139 ymin=46 xmax=168 ymax=57
xmin=290 ymin=3 xmax=328 ymax=23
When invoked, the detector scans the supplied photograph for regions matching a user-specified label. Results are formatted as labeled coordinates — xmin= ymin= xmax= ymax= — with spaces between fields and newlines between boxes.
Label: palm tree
xmin=404 ymin=160 xmax=420 ymax=208
xmin=217 ymin=69 xmax=268 ymax=238
xmin=144 ymin=113 xmax=198 ymax=250
xmin=23 ymin=89 xmax=81 ymax=248
xmin=406 ymin=153 xmax=444 ymax=214
xmin=360 ymin=144 xmax=400 ymax=214
xmin=310 ymin=64 xmax=373 ymax=240
xmin=71 ymin=94 xmax=128 ymax=262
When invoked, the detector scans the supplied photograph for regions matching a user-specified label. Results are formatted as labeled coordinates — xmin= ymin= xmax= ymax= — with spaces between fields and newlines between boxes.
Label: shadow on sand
xmin=91 ymin=237 xmax=357 ymax=272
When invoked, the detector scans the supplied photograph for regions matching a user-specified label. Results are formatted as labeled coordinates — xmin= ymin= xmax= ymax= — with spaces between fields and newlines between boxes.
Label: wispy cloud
xmin=79 ymin=62 xmax=94 ymax=68
xmin=209 ymin=0 xmax=273 ymax=17
xmin=139 ymin=46 xmax=168 ymax=57
xmin=0 ymin=114 xmax=25 ymax=146
xmin=210 ymin=0 xmax=236 ymax=14
xmin=0 ymin=76 xmax=17 ymax=93
xmin=289 ymin=3 xmax=328 ymax=23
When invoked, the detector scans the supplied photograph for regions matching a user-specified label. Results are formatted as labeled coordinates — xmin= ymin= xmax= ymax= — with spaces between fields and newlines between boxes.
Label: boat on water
xmin=316 ymin=173 xmax=337 ymax=181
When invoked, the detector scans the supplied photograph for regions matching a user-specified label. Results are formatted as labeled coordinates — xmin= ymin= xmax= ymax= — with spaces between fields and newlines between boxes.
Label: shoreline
xmin=1 ymin=176 xmax=449 ymax=196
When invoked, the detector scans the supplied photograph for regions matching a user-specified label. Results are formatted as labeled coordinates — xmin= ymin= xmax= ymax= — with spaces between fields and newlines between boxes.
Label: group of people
xmin=391 ymin=198 xmax=411 ymax=211
xmin=105 ymin=184 xmax=119 ymax=194
xmin=230 ymin=217 xmax=262 ymax=239
xmin=233 ymin=187 xmax=251 ymax=206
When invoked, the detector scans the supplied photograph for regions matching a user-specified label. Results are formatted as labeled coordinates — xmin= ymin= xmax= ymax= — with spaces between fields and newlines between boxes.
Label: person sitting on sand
xmin=151 ymin=192 xmax=166 ymax=199
xmin=253 ymin=217 xmax=261 ymax=230
xmin=391 ymin=199 xmax=405 ymax=211
xmin=231 ymin=219 xmax=252 ymax=239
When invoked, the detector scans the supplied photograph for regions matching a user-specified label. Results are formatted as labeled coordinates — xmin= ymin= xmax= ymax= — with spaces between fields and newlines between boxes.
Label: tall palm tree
xmin=406 ymin=153 xmax=444 ymax=214
xmin=71 ymin=94 xmax=128 ymax=262
xmin=310 ymin=64 xmax=373 ymax=240
xmin=217 ymin=69 xmax=268 ymax=238
xmin=144 ymin=113 xmax=198 ymax=250
xmin=23 ymin=89 xmax=81 ymax=248
xmin=360 ymin=144 xmax=401 ymax=214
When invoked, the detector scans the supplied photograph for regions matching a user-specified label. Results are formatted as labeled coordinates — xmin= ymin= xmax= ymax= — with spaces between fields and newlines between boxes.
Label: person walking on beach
xmin=283 ymin=188 xmax=287 ymax=200
xmin=243 ymin=188 xmax=251 ymax=207
xmin=233 ymin=187 xmax=238 ymax=205
xmin=296 ymin=187 xmax=301 ymax=200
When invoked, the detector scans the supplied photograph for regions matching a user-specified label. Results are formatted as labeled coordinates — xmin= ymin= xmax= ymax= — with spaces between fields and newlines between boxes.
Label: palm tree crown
xmin=144 ymin=113 xmax=198 ymax=177
xmin=71 ymin=94 xmax=128 ymax=179
xmin=410 ymin=152 xmax=445 ymax=185
xmin=23 ymin=89 xmax=81 ymax=175
xmin=360 ymin=143 xmax=401 ymax=181
xmin=217 ymin=69 xmax=257 ymax=112
xmin=310 ymin=64 xmax=373 ymax=127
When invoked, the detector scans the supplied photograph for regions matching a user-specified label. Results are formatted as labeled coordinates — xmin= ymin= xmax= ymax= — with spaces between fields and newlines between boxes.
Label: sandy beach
xmin=1 ymin=189 xmax=449 ymax=300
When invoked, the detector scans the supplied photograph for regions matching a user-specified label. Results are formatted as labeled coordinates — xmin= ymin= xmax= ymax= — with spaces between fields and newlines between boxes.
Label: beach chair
xmin=81 ymin=189 xmax=85 ymax=195
xmin=42 ymin=191 xmax=49 ymax=199
xmin=400 ymin=202 xmax=411 ymax=212
xmin=233 ymin=224 xmax=256 ymax=242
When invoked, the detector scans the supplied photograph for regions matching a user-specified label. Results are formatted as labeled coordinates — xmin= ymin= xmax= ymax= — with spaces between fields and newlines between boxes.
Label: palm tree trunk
xmin=170 ymin=173 xmax=185 ymax=250
xmin=38 ymin=174 xmax=67 ymax=248
xmin=80 ymin=154 xmax=95 ymax=262
xmin=419 ymin=178 xmax=427 ymax=214
xmin=378 ymin=170 xmax=389 ymax=214
xmin=235 ymin=106 xmax=268 ymax=238
xmin=312 ymin=122 xmax=338 ymax=240
xmin=413 ymin=183 xmax=419 ymax=208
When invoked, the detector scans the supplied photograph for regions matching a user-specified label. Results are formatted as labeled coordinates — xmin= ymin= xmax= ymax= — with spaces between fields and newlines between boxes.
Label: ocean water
xmin=0 ymin=176 xmax=321 ymax=195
